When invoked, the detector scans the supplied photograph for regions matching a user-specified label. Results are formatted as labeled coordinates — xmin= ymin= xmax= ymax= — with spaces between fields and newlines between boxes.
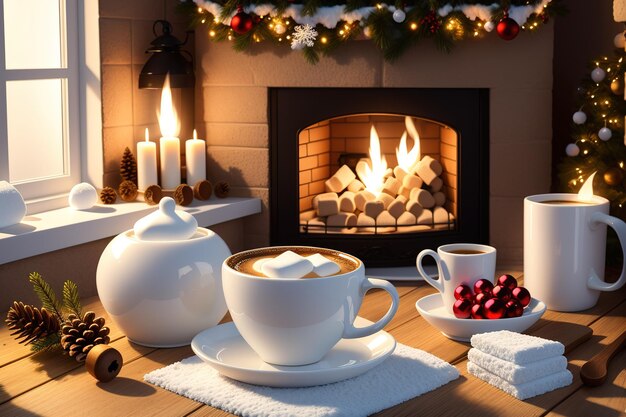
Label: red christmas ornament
xmin=497 ymin=274 xmax=518 ymax=290
xmin=453 ymin=298 xmax=473 ymax=319
xmin=473 ymin=279 xmax=494 ymax=295
xmin=474 ymin=292 xmax=491 ymax=305
xmin=505 ymin=300 xmax=524 ymax=318
xmin=483 ymin=298 xmax=507 ymax=319
xmin=471 ymin=303 xmax=484 ymax=319
xmin=496 ymin=13 xmax=520 ymax=41
xmin=454 ymin=284 xmax=473 ymax=300
xmin=492 ymin=285 xmax=512 ymax=302
xmin=512 ymin=286 xmax=531 ymax=307
xmin=420 ymin=10 xmax=441 ymax=34
xmin=230 ymin=5 xmax=254 ymax=34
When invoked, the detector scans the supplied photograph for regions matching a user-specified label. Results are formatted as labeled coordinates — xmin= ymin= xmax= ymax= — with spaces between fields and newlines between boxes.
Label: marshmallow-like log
xmin=376 ymin=211 xmax=397 ymax=233
xmin=339 ymin=191 xmax=356 ymax=212
xmin=395 ymin=195 xmax=408 ymax=204
xmin=406 ymin=199 xmax=423 ymax=218
xmin=397 ymin=211 xmax=417 ymax=226
xmin=313 ymin=192 xmax=337 ymax=209
xmin=398 ymin=186 xmax=411 ymax=200
xmin=308 ymin=217 xmax=326 ymax=227
xmin=410 ymin=188 xmax=435 ymax=209
xmin=433 ymin=206 xmax=450 ymax=224
xmin=397 ymin=224 xmax=431 ymax=233
xmin=357 ymin=212 xmax=376 ymax=233
xmin=347 ymin=179 xmax=365 ymax=193
xmin=382 ymin=177 xmax=401 ymax=197
xmin=402 ymin=174 xmax=423 ymax=191
xmin=325 ymin=164 xmax=356 ymax=193
xmin=327 ymin=212 xmax=357 ymax=227
xmin=355 ymin=190 xmax=376 ymax=212
xmin=364 ymin=200 xmax=385 ymax=219
xmin=393 ymin=166 xmax=408 ymax=183
xmin=417 ymin=209 xmax=433 ymax=225
xmin=376 ymin=192 xmax=394 ymax=209
xmin=415 ymin=156 xmax=443 ymax=185
xmin=388 ymin=198 xmax=406 ymax=219
xmin=299 ymin=209 xmax=317 ymax=222
xmin=316 ymin=193 xmax=340 ymax=217
xmin=433 ymin=191 xmax=446 ymax=207
xmin=430 ymin=177 xmax=443 ymax=193
xmin=356 ymin=159 xmax=371 ymax=183
xmin=383 ymin=168 xmax=393 ymax=179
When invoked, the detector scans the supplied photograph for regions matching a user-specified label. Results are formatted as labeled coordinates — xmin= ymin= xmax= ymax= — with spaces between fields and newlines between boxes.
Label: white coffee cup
xmin=524 ymin=193 xmax=626 ymax=311
xmin=221 ymin=246 xmax=399 ymax=366
xmin=416 ymin=243 xmax=497 ymax=314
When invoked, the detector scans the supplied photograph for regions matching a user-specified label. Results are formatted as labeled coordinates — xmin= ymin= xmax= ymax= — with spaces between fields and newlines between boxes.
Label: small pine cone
xmin=214 ymin=181 xmax=230 ymax=198
xmin=120 ymin=147 xmax=138 ymax=184
xmin=5 ymin=302 xmax=61 ymax=345
xmin=174 ymin=184 xmax=193 ymax=206
xmin=100 ymin=187 xmax=117 ymax=204
xmin=61 ymin=311 xmax=110 ymax=362
xmin=144 ymin=184 xmax=162 ymax=205
xmin=118 ymin=180 xmax=138 ymax=202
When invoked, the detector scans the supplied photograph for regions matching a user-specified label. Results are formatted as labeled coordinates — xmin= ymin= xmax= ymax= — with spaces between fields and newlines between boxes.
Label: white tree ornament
xmin=291 ymin=24 xmax=318 ymax=50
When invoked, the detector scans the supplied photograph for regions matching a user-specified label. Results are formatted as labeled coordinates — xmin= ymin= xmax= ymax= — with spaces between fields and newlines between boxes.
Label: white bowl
xmin=415 ymin=293 xmax=546 ymax=342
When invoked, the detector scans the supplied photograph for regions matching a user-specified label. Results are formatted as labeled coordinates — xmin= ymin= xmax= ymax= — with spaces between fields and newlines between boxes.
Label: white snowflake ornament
xmin=291 ymin=24 xmax=318 ymax=50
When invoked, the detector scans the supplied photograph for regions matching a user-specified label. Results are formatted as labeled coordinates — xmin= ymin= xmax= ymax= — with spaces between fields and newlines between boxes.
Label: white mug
xmin=524 ymin=193 xmax=626 ymax=312
xmin=416 ymin=243 xmax=497 ymax=314
xmin=222 ymin=246 xmax=399 ymax=366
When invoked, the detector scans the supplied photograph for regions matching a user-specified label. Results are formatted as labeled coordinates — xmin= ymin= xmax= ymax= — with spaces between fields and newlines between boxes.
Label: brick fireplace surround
xmin=198 ymin=28 xmax=553 ymax=265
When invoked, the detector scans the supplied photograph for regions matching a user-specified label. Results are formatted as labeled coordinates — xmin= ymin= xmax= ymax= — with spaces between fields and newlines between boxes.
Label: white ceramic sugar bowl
xmin=96 ymin=197 xmax=231 ymax=347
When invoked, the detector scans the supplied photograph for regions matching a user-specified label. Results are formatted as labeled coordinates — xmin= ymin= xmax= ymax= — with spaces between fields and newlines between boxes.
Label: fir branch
xmin=62 ymin=280 xmax=82 ymax=318
xmin=28 ymin=272 xmax=64 ymax=322
xmin=302 ymin=0 xmax=321 ymax=16
xmin=302 ymin=47 xmax=320 ymax=64
xmin=30 ymin=333 xmax=61 ymax=353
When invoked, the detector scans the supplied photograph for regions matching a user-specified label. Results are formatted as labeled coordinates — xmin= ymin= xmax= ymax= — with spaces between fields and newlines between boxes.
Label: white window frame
xmin=0 ymin=0 xmax=101 ymax=214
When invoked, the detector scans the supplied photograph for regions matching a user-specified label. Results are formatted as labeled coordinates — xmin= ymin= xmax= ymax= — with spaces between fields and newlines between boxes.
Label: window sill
xmin=0 ymin=197 xmax=262 ymax=264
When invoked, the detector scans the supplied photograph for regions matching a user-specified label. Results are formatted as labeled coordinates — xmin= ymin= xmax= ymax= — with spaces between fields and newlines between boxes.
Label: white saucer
xmin=415 ymin=294 xmax=546 ymax=342
xmin=191 ymin=316 xmax=396 ymax=387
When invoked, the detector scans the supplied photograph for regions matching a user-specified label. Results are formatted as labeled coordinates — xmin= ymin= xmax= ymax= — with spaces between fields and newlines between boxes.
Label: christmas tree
xmin=558 ymin=39 xmax=626 ymax=219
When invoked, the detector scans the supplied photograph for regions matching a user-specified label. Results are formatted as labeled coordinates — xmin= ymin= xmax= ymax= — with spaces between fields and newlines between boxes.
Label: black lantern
xmin=139 ymin=20 xmax=194 ymax=89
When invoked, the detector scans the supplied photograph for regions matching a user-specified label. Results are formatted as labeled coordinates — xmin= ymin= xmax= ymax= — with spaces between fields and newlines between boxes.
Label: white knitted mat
xmin=144 ymin=343 xmax=459 ymax=417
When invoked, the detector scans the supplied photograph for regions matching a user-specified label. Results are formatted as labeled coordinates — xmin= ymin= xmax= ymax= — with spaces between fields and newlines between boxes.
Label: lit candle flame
xmin=193 ymin=129 xmax=198 ymax=140
xmin=158 ymin=75 xmax=180 ymax=138
xmin=361 ymin=126 xmax=388 ymax=196
xmin=144 ymin=127 xmax=149 ymax=142
xmin=578 ymin=171 xmax=596 ymax=199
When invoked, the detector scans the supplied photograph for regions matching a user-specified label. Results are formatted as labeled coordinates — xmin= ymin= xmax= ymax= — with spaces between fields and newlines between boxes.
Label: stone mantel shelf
xmin=0 ymin=197 xmax=262 ymax=264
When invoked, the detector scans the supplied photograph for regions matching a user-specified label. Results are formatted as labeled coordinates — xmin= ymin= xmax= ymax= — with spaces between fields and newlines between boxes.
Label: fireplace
xmin=270 ymin=88 xmax=489 ymax=267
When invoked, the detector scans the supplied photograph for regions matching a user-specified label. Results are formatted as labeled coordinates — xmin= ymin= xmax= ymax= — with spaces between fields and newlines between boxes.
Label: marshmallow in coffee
xmin=306 ymin=253 xmax=341 ymax=277
xmin=259 ymin=250 xmax=341 ymax=279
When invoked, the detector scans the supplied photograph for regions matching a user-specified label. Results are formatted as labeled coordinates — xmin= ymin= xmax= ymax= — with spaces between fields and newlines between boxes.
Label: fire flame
xmin=396 ymin=117 xmax=421 ymax=173
xmin=158 ymin=75 xmax=180 ymax=138
xmin=578 ymin=171 xmax=596 ymax=200
xmin=361 ymin=126 xmax=388 ymax=195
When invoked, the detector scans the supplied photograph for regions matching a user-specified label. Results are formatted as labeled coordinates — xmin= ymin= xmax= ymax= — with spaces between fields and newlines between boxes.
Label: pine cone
xmin=144 ymin=184 xmax=162 ymax=205
xmin=214 ymin=181 xmax=230 ymax=198
xmin=100 ymin=187 xmax=117 ymax=204
xmin=5 ymin=302 xmax=60 ymax=345
xmin=120 ymin=147 xmax=137 ymax=184
xmin=174 ymin=184 xmax=193 ymax=206
xmin=61 ymin=311 xmax=110 ymax=362
xmin=118 ymin=180 xmax=138 ymax=202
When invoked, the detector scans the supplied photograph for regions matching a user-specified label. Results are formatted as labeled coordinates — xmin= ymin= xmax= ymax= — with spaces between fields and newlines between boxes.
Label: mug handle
xmin=587 ymin=212 xmax=626 ymax=292
xmin=416 ymin=249 xmax=444 ymax=293
xmin=342 ymin=278 xmax=399 ymax=339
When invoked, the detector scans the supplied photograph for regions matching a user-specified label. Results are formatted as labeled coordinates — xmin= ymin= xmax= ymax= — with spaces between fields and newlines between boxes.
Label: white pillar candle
xmin=160 ymin=136 xmax=181 ymax=189
xmin=185 ymin=129 xmax=206 ymax=186
xmin=137 ymin=128 xmax=158 ymax=191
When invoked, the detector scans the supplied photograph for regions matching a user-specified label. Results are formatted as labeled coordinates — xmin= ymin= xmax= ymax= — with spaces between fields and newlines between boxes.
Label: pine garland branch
xmin=62 ymin=280 xmax=82 ymax=318
xmin=28 ymin=272 xmax=64 ymax=322
xmin=30 ymin=333 xmax=61 ymax=353
xmin=302 ymin=46 xmax=320 ymax=64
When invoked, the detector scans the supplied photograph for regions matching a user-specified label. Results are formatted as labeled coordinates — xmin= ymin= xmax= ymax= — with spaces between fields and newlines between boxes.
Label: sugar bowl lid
xmin=133 ymin=197 xmax=197 ymax=241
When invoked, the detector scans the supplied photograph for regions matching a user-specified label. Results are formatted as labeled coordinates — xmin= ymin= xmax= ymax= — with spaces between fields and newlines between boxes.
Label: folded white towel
xmin=468 ymin=348 xmax=568 ymax=384
xmin=144 ymin=343 xmax=459 ymax=417
xmin=470 ymin=330 xmax=564 ymax=364
xmin=467 ymin=361 xmax=572 ymax=400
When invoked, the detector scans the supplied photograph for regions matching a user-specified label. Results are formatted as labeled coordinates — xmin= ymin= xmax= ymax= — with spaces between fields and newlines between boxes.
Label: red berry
xmin=454 ymin=284 xmax=473 ymax=301
xmin=497 ymin=274 xmax=518 ymax=290
xmin=505 ymin=300 xmax=524 ymax=318
xmin=483 ymin=298 xmax=507 ymax=319
xmin=471 ymin=303 xmax=484 ymax=319
xmin=473 ymin=279 xmax=494 ymax=295
xmin=474 ymin=292 xmax=491 ymax=305
xmin=453 ymin=298 xmax=473 ymax=319
xmin=512 ymin=286 xmax=531 ymax=307
xmin=492 ymin=285 xmax=512 ymax=302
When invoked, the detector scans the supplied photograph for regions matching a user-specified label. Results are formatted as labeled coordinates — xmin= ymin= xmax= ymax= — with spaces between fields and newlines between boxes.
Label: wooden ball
xmin=193 ymin=180 xmax=212 ymax=200
xmin=85 ymin=344 xmax=123 ymax=383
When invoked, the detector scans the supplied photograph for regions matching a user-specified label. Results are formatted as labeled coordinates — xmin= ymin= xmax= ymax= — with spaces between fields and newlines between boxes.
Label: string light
xmin=410 ymin=22 xmax=418 ymax=30
xmin=321 ymin=36 xmax=328 ymax=44
xmin=209 ymin=30 xmax=216 ymax=37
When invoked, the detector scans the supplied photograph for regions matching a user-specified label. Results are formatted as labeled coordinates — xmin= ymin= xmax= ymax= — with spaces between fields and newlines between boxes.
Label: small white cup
xmin=524 ymin=193 xmax=626 ymax=311
xmin=222 ymin=246 xmax=400 ymax=366
xmin=416 ymin=243 xmax=497 ymax=314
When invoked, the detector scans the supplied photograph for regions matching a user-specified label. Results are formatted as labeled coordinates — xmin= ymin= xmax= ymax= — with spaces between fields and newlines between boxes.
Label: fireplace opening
xmin=270 ymin=88 xmax=489 ymax=267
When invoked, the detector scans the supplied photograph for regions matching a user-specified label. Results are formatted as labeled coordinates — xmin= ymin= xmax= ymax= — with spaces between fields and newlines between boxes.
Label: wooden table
xmin=1 ymin=270 xmax=624 ymax=417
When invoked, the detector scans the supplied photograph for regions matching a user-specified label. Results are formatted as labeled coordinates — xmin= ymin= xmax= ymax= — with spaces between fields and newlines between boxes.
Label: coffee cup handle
xmin=342 ymin=278 xmax=399 ymax=339
xmin=587 ymin=212 xmax=626 ymax=292
xmin=416 ymin=249 xmax=444 ymax=293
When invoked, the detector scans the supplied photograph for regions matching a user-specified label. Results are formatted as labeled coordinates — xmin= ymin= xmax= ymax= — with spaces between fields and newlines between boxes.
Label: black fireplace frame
xmin=269 ymin=87 xmax=489 ymax=267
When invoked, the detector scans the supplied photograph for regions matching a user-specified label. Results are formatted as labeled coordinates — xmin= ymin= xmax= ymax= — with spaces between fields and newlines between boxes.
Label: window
xmin=0 ymin=0 xmax=101 ymax=213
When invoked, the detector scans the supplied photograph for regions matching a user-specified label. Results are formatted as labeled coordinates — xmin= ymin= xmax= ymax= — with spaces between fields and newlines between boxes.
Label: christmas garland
xmin=179 ymin=0 xmax=564 ymax=63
